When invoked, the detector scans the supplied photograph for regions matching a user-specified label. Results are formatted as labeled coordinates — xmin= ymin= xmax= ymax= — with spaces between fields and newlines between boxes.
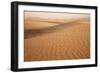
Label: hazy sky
xmin=24 ymin=11 xmax=90 ymax=23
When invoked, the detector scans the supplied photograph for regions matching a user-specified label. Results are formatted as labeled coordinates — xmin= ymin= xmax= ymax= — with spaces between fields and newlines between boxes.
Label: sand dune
xmin=24 ymin=11 xmax=90 ymax=29
xmin=24 ymin=11 xmax=90 ymax=62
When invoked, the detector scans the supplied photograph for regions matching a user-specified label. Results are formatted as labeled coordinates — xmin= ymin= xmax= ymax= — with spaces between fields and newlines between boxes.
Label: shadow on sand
xmin=24 ymin=18 xmax=89 ymax=39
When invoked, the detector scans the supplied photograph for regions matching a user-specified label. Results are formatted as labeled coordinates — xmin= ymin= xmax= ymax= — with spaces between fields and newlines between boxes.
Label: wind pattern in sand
xmin=24 ymin=11 xmax=90 ymax=62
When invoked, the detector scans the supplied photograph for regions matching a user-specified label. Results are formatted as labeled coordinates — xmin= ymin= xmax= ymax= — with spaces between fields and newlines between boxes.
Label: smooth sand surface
xmin=24 ymin=12 xmax=90 ymax=62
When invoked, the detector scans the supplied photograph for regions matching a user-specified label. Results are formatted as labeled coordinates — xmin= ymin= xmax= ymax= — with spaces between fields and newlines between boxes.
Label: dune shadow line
xmin=24 ymin=18 xmax=88 ymax=39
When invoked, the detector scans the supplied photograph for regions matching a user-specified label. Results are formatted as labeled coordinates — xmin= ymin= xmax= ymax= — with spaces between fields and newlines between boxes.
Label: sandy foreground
xmin=24 ymin=12 xmax=90 ymax=62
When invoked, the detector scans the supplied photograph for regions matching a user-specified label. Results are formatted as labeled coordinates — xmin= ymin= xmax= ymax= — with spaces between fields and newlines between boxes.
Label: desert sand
xmin=24 ymin=11 xmax=90 ymax=62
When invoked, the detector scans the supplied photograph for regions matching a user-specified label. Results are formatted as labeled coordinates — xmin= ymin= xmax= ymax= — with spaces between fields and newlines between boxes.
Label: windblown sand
xmin=24 ymin=12 xmax=90 ymax=62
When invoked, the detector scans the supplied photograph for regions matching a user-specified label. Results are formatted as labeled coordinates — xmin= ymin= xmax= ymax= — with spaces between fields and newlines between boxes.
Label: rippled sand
xmin=24 ymin=12 xmax=90 ymax=62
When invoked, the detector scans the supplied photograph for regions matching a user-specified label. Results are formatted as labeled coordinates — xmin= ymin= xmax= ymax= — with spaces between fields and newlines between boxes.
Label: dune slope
xmin=24 ymin=12 xmax=90 ymax=62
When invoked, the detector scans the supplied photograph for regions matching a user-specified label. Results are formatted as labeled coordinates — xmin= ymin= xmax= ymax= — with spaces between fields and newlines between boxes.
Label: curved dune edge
xmin=24 ymin=17 xmax=90 ymax=39
xmin=25 ymin=21 xmax=59 ymax=30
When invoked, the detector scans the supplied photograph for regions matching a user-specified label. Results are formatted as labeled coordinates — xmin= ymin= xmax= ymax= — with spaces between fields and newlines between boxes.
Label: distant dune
xmin=24 ymin=11 xmax=90 ymax=62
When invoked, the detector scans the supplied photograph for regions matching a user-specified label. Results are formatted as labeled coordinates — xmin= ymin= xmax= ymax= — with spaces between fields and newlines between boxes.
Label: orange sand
xmin=24 ymin=12 xmax=90 ymax=61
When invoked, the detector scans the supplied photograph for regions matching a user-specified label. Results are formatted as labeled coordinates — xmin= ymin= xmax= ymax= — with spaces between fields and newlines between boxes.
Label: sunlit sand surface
xmin=24 ymin=11 xmax=90 ymax=62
